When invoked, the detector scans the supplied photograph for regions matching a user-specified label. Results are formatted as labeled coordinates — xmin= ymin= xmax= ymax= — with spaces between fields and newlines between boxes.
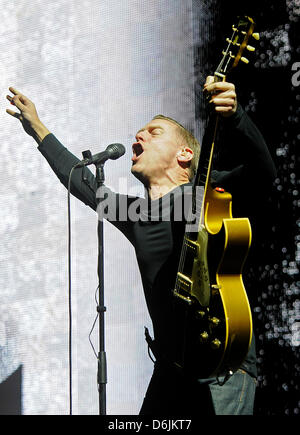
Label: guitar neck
xmin=189 ymin=110 xmax=219 ymax=233
xmin=184 ymin=15 xmax=258 ymax=239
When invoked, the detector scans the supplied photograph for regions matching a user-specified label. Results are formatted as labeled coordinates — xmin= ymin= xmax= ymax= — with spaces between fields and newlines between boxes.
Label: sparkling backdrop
xmin=192 ymin=0 xmax=300 ymax=416
xmin=0 ymin=0 xmax=195 ymax=415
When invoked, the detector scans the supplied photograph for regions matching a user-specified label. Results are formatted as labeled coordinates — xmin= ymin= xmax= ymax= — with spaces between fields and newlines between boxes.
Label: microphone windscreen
xmin=106 ymin=143 xmax=126 ymax=160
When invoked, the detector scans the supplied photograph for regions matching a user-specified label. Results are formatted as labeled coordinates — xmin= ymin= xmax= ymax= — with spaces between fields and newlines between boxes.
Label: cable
xmin=89 ymin=286 xmax=100 ymax=360
xmin=67 ymin=165 xmax=77 ymax=416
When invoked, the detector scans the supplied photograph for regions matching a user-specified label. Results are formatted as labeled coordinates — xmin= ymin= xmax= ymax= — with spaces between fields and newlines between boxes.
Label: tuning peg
xmin=252 ymin=32 xmax=260 ymax=40
xmin=241 ymin=57 xmax=249 ymax=64
xmin=246 ymin=45 xmax=255 ymax=52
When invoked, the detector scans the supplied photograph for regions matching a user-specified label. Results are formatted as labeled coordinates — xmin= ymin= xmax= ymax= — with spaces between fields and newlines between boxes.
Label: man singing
xmin=6 ymin=76 xmax=276 ymax=415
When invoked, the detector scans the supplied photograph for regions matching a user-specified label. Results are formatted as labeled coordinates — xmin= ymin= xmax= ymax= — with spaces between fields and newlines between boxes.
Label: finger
xmin=8 ymin=93 xmax=30 ymax=108
xmin=205 ymin=81 xmax=235 ymax=94
xmin=6 ymin=95 xmax=14 ymax=104
xmin=204 ymin=76 xmax=214 ymax=87
xmin=210 ymin=97 xmax=236 ymax=107
xmin=215 ymin=105 xmax=235 ymax=113
xmin=6 ymin=109 xmax=22 ymax=119
xmin=9 ymin=86 xmax=22 ymax=96
xmin=210 ymin=89 xmax=236 ymax=101
xmin=11 ymin=95 xmax=26 ymax=111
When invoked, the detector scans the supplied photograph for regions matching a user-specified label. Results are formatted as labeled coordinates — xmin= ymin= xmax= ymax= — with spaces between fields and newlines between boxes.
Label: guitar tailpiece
xmin=216 ymin=369 xmax=234 ymax=386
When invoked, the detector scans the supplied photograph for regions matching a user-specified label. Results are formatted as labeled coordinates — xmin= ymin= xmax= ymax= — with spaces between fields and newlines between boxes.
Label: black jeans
xmin=139 ymin=362 xmax=256 ymax=415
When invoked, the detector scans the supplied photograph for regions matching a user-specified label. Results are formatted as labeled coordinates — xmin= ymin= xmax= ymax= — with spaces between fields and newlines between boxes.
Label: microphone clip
xmin=76 ymin=149 xmax=94 ymax=168
xmin=81 ymin=149 xmax=105 ymax=186
xmin=82 ymin=149 xmax=93 ymax=161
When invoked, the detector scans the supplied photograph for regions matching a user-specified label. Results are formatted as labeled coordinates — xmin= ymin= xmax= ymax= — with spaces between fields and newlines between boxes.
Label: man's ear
xmin=176 ymin=147 xmax=194 ymax=163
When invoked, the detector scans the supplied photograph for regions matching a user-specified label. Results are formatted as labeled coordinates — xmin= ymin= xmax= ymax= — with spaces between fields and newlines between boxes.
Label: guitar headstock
xmin=215 ymin=16 xmax=259 ymax=80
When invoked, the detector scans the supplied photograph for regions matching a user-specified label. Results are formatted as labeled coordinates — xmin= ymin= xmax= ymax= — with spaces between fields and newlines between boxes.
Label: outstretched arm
xmin=5 ymin=87 xmax=134 ymax=240
xmin=6 ymin=86 xmax=100 ymax=210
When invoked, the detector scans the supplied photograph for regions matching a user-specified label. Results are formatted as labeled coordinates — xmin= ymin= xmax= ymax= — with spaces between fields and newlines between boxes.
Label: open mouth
xmin=132 ymin=142 xmax=144 ymax=162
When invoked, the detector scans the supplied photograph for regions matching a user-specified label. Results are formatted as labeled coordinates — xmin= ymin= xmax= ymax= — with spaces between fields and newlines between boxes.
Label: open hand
xmin=6 ymin=87 xmax=50 ymax=142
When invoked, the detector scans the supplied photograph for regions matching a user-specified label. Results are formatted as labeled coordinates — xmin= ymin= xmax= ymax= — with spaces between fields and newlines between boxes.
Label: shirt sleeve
xmin=38 ymin=133 xmax=98 ymax=210
xmin=38 ymin=133 xmax=135 ymax=242
xmin=211 ymin=104 xmax=277 ymax=218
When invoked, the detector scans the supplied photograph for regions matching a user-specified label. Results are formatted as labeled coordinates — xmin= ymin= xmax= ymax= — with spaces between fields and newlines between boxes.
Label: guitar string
xmin=170 ymin=18 xmax=255 ymax=372
xmin=175 ymin=116 xmax=218 ymax=282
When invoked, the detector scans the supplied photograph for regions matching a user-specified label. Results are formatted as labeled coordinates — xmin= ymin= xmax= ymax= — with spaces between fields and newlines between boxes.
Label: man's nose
xmin=135 ymin=130 xmax=147 ymax=142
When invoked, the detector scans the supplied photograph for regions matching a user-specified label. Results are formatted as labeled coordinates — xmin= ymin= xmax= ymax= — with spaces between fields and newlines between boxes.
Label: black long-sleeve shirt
xmin=38 ymin=104 xmax=276 ymax=378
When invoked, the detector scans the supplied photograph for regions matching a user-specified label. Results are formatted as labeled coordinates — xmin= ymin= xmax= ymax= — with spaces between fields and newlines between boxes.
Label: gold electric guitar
xmin=172 ymin=16 xmax=259 ymax=380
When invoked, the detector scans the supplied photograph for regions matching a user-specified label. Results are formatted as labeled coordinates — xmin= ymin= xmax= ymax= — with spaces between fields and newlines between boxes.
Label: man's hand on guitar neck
xmin=204 ymin=76 xmax=237 ymax=118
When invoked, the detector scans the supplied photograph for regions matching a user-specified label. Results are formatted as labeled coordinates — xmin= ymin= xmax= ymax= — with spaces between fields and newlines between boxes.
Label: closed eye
xmin=151 ymin=128 xmax=163 ymax=135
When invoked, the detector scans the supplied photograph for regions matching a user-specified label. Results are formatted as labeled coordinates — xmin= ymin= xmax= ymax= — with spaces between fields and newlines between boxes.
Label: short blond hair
xmin=152 ymin=114 xmax=200 ymax=180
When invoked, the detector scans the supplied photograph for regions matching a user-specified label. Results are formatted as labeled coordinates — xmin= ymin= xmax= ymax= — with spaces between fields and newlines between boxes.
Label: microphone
xmin=75 ymin=143 xmax=126 ymax=168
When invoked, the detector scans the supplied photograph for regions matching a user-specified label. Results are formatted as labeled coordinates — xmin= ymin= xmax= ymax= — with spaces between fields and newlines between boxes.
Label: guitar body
xmin=206 ymin=185 xmax=253 ymax=376
xmin=173 ymin=186 xmax=252 ymax=378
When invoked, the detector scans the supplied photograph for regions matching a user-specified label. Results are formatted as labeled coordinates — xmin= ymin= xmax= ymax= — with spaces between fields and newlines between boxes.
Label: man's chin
xmin=131 ymin=164 xmax=148 ymax=185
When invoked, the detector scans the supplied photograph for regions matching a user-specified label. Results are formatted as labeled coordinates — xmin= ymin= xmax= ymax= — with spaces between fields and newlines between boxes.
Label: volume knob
xmin=211 ymin=338 xmax=222 ymax=349
xmin=199 ymin=331 xmax=209 ymax=343
xmin=209 ymin=317 xmax=220 ymax=327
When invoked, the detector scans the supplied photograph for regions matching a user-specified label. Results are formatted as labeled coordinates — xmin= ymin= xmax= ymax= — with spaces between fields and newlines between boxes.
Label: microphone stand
xmin=79 ymin=145 xmax=125 ymax=415
xmin=95 ymin=161 xmax=107 ymax=415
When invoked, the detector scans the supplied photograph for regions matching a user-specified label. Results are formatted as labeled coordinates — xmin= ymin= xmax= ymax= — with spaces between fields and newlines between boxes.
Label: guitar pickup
xmin=173 ymin=289 xmax=193 ymax=306
xmin=185 ymin=239 xmax=198 ymax=254
xmin=176 ymin=272 xmax=193 ymax=293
